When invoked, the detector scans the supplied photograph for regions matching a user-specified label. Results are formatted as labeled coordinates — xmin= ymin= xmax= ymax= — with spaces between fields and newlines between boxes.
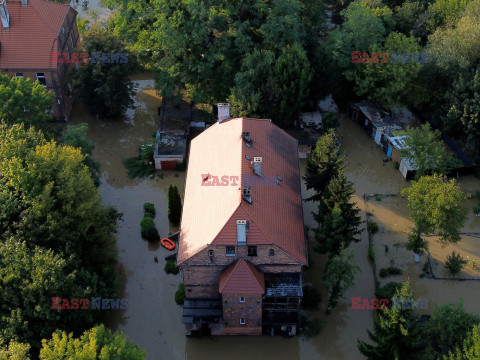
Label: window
xmin=15 ymin=73 xmax=24 ymax=78
xmin=36 ymin=73 xmax=46 ymax=86
xmin=70 ymin=34 xmax=74 ymax=47
xmin=239 ymin=296 xmax=245 ymax=303
xmin=208 ymin=250 xmax=214 ymax=257
xmin=61 ymin=26 xmax=65 ymax=34
xmin=269 ymin=249 xmax=275 ymax=256
xmin=239 ymin=318 xmax=246 ymax=325
xmin=226 ymin=246 xmax=235 ymax=257
xmin=248 ymin=246 xmax=257 ymax=257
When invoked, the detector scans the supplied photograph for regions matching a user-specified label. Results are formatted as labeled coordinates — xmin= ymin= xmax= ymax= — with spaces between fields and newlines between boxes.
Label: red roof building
xmin=180 ymin=109 xmax=307 ymax=336
xmin=0 ymin=0 xmax=80 ymax=120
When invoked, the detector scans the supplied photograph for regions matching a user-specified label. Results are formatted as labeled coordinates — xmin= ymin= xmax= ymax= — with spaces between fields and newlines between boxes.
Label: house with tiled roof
xmin=0 ymin=0 xmax=79 ymax=121
xmin=179 ymin=104 xmax=307 ymax=336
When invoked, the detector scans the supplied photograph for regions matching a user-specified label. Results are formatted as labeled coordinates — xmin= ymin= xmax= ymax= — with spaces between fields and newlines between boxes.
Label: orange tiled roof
xmin=177 ymin=117 xmax=307 ymax=265
xmin=0 ymin=0 xmax=72 ymax=69
xmin=219 ymin=259 xmax=265 ymax=294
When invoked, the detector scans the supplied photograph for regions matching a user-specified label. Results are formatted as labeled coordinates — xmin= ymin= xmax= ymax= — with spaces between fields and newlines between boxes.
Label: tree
xmin=61 ymin=123 xmax=100 ymax=186
xmin=393 ymin=2 xmax=426 ymax=36
xmin=326 ymin=1 xmax=386 ymax=70
xmin=322 ymin=250 xmax=360 ymax=310
xmin=399 ymin=124 xmax=455 ymax=178
xmin=444 ymin=68 xmax=480 ymax=160
xmin=168 ymin=185 xmax=182 ymax=226
xmin=402 ymin=175 xmax=468 ymax=248
xmin=0 ymin=73 xmax=54 ymax=129
xmin=230 ymin=44 xmax=312 ymax=127
xmin=314 ymin=205 xmax=350 ymax=255
xmin=427 ymin=0 xmax=480 ymax=71
xmin=358 ymin=280 xmax=417 ymax=360
xmin=70 ymin=25 xmax=135 ymax=118
xmin=304 ymin=130 xmax=343 ymax=202
xmin=0 ymin=238 xmax=99 ymax=351
xmin=445 ymin=251 xmax=468 ymax=275
xmin=314 ymin=171 xmax=362 ymax=241
xmin=344 ymin=31 xmax=424 ymax=109
xmin=39 ymin=325 xmax=146 ymax=359
xmin=444 ymin=324 xmax=480 ymax=360
xmin=418 ymin=301 xmax=480 ymax=360
xmin=426 ymin=0 xmax=470 ymax=32
xmin=0 ymin=123 xmax=120 ymax=349
xmin=0 ymin=338 xmax=30 ymax=360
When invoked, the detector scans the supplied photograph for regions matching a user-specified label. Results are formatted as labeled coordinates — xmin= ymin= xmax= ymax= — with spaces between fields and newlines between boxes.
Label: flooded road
xmin=68 ymin=77 xmax=479 ymax=360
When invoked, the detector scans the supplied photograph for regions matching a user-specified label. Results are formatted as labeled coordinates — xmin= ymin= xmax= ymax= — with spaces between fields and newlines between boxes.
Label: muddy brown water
xmin=67 ymin=77 xmax=479 ymax=359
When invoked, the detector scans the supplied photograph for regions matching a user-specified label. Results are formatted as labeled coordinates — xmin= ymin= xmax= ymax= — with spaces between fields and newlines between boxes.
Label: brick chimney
xmin=217 ymin=103 xmax=230 ymax=123
xmin=0 ymin=0 xmax=10 ymax=30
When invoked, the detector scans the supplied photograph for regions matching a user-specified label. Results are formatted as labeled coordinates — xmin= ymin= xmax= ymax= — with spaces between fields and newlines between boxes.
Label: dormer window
xmin=236 ymin=220 xmax=247 ymax=246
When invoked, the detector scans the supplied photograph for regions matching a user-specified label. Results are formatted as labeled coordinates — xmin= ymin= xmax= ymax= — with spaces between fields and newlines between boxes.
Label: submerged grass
xmin=123 ymin=157 xmax=155 ymax=179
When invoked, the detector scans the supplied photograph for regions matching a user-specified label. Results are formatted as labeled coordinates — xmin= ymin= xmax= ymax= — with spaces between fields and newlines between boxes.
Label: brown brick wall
xmin=222 ymin=294 xmax=262 ymax=335
xmin=182 ymin=245 xmax=303 ymax=299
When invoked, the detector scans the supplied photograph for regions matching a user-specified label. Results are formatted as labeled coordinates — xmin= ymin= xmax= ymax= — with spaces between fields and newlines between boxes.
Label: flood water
xmin=67 ymin=75 xmax=479 ymax=360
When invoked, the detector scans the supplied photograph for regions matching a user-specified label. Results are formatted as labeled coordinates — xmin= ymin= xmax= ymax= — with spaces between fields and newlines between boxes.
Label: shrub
xmin=140 ymin=216 xmax=159 ymax=241
xmin=174 ymin=161 xmax=186 ymax=171
xmin=406 ymin=232 xmax=428 ymax=255
xmin=393 ymin=161 xmax=400 ymax=169
xmin=321 ymin=112 xmax=339 ymax=133
xmin=164 ymin=259 xmax=180 ymax=275
xmin=367 ymin=221 xmax=379 ymax=235
xmin=445 ymin=251 xmax=467 ymax=275
xmin=375 ymin=281 xmax=402 ymax=302
xmin=143 ymin=202 xmax=155 ymax=216
xmin=379 ymin=267 xmax=402 ymax=277
xmin=302 ymin=285 xmax=322 ymax=310
xmin=143 ymin=212 xmax=153 ymax=218
xmin=175 ymin=283 xmax=185 ymax=305
xmin=375 ymin=195 xmax=382 ymax=201
xmin=168 ymin=185 xmax=182 ymax=225
xmin=143 ymin=226 xmax=159 ymax=242
xmin=368 ymin=236 xmax=375 ymax=262
xmin=299 ymin=314 xmax=322 ymax=338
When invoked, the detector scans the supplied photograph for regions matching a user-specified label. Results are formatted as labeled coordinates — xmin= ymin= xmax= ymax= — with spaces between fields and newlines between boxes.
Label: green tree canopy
xmin=304 ymin=130 xmax=343 ymax=202
xmin=230 ymin=44 xmax=312 ymax=127
xmin=322 ymin=250 xmax=360 ymax=309
xmin=70 ymin=25 xmax=135 ymax=118
xmin=399 ymin=123 xmax=455 ymax=178
xmin=401 ymin=174 xmax=468 ymax=246
xmin=418 ymin=301 xmax=480 ymax=360
xmin=427 ymin=0 xmax=480 ymax=71
xmin=60 ymin=123 xmax=100 ymax=186
xmin=0 ymin=338 xmax=30 ymax=360
xmin=444 ymin=324 xmax=480 ymax=360
xmin=0 ymin=123 xmax=119 ymax=349
xmin=345 ymin=31 xmax=424 ymax=109
xmin=444 ymin=68 xmax=480 ymax=160
xmin=0 ymin=73 xmax=54 ymax=129
xmin=358 ymin=280 xmax=417 ymax=360
xmin=39 ymin=325 xmax=146 ymax=360
xmin=327 ymin=1 xmax=386 ymax=70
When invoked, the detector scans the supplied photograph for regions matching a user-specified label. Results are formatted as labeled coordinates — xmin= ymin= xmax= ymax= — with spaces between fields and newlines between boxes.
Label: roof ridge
xmin=244 ymin=260 xmax=264 ymax=292
xmin=30 ymin=0 xmax=69 ymax=36
xmin=219 ymin=259 xmax=241 ymax=292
